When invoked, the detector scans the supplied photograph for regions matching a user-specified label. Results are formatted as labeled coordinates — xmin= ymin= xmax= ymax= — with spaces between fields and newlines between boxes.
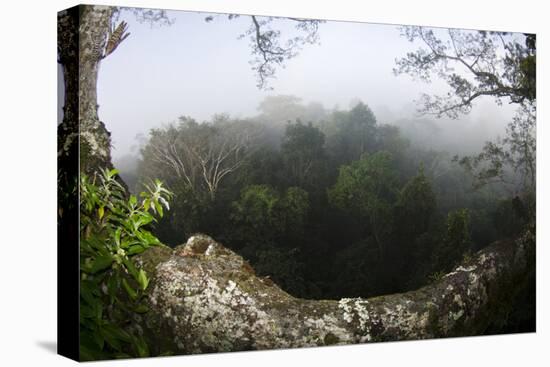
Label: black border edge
xmin=57 ymin=4 xmax=82 ymax=362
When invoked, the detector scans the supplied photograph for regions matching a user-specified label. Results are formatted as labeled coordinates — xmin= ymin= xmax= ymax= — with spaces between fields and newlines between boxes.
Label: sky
xmin=58 ymin=7 xmax=518 ymax=159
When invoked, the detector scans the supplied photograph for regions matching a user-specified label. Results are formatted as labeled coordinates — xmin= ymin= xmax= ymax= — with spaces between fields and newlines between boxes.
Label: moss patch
xmin=323 ymin=332 xmax=340 ymax=345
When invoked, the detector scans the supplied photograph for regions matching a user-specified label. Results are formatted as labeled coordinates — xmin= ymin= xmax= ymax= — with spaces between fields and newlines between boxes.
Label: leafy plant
xmin=79 ymin=169 xmax=172 ymax=360
xmin=427 ymin=271 xmax=446 ymax=284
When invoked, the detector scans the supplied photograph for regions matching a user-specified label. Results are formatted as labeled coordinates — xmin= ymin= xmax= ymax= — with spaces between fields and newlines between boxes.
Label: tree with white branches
xmin=140 ymin=116 xmax=261 ymax=200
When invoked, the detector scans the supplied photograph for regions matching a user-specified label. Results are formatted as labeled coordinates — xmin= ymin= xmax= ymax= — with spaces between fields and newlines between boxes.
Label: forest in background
xmin=58 ymin=7 xmax=536 ymax=359
xmin=114 ymin=94 xmax=534 ymax=333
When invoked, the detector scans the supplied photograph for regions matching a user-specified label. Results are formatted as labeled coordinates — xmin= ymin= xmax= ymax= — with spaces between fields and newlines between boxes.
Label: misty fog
xmin=60 ymin=7 xmax=536 ymax=352
xmin=55 ymin=9 xmax=518 ymax=169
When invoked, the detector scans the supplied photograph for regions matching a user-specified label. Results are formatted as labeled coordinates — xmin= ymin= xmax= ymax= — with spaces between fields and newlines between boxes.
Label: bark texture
xmin=58 ymin=5 xmax=115 ymax=175
xmin=135 ymin=230 xmax=534 ymax=355
xmin=57 ymin=7 xmax=79 ymax=167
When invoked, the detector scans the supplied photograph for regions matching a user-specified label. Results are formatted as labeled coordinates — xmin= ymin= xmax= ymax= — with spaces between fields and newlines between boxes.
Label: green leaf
xmin=133 ymin=335 xmax=150 ymax=358
xmin=114 ymin=228 xmax=122 ymax=247
xmin=140 ymin=230 xmax=160 ymax=245
xmin=100 ymin=326 xmax=122 ymax=351
xmin=122 ymin=257 xmax=138 ymax=279
xmin=103 ymin=323 xmax=132 ymax=343
xmin=133 ymin=304 xmax=149 ymax=314
xmin=137 ymin=269 xmax=149 ymax=291
xmin=154 ymin=201 xmax=164 ymax=217
xmin=92 ymin=329 xmax=105 ymax=350
xmin=107 ymin=275 xmax=120 ymax=299
xmin=108 ymin=168 xmax=119 ymax=178
xmin=138 ymin=212 xmax=154 ymax=226
xmin=80 ymin=304 xmax=96 ymax=319
xmin=120 ymin=238 xmax=140 ymax=250
xmin=80 ymin=286 xmax=98 ymax=310
xmin=159 ymin=196 xmax=170 ymax=210
xmin=80 ymin=337 xmax=104 ymax=361
xmin=122 ymin=278 xmax=138 ymax=301
xmin=143 ymin=198 xmax=151 ymax=212
xmin=126 ymin=244 xmax=146 ymax=256
xmin=89 ymin=254 xmax=114 ymax=274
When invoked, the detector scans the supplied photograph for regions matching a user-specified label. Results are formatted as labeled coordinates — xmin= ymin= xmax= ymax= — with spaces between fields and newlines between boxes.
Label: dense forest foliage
xmin=60 ymin=11 xmax=535 ymax=359
xmin=115 ymin=97 xmax=534 ymax=316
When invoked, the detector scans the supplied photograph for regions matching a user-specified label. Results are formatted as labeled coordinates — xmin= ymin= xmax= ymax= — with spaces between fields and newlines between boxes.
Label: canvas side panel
xmin=57 ymin=5 xmax=81 ymax=362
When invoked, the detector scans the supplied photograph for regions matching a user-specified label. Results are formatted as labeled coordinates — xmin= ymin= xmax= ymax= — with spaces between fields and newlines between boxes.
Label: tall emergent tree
xmin=139 ymin=116 xmax=261 ymax=200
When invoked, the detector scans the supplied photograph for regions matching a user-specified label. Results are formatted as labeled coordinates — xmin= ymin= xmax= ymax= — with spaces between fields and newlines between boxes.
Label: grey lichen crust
xmin=140 ymin=233 xmax=532 ymax=354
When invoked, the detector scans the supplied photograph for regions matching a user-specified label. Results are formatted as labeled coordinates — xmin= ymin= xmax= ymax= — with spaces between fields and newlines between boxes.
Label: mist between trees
xmin=59 ymin=8 xmax=535 ymax=358
xmin=93 ymin=16 xmax=535 ymax=337
xmin=113 ymin=94 xmax=534 ymax=330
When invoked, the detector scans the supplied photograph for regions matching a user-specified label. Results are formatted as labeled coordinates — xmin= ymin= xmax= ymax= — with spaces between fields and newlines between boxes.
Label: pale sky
xmin=58 ymin=7 xmax=518 ymax=158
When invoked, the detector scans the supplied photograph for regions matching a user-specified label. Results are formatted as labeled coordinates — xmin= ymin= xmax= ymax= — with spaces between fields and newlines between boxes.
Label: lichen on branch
xmin=137 ymin=231 xmax=533 ymax=354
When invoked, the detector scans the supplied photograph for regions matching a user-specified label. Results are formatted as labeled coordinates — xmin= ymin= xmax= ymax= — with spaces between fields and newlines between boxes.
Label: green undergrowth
xmin=79 ymin=168 xmax=172 ymax=360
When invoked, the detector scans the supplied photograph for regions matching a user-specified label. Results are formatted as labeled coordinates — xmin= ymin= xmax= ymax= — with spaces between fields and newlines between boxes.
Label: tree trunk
xmin=135 ymin=229 xmax=534 ymax=355
xmin=58 ymin=5 xmax=114 ymax=175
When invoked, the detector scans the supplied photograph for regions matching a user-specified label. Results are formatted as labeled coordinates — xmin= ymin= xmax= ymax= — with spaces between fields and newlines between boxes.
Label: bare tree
xmin=140 ymin=116 xmax=261 ymax=199
xmin=142 ymin=123 xmax=200 ymax=190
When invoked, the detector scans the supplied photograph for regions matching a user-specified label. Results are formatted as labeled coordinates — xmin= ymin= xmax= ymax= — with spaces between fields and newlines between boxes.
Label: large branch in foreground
xmin=136 ymin=231 xmax=533 ymax=354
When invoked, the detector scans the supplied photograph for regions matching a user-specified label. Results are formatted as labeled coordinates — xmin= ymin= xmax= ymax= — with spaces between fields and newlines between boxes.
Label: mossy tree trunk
xmin=58 ymin=5 xmax=115 ymax=176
